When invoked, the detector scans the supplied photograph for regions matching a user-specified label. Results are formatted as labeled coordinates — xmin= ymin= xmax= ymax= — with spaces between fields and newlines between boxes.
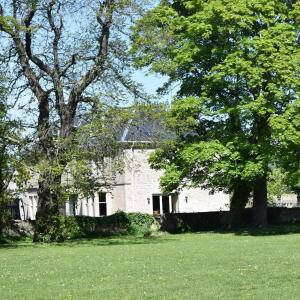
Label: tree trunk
xmin=33 ymin=96 xmax=69 ymax=241
xmin=296 ymin=192 xmax=300 ymax=207
xmin=33 ymin=173 xmax=63 ymax=242
xmin=33 ymin=106 xmax=76 ymax=241
xmin=230 ymin=183 xmax=251 ymax=228
xmin=252 ymin=176 xmax=268 ymax=227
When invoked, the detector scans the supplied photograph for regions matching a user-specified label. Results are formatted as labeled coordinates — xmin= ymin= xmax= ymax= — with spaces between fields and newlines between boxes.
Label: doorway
xmin=162 ymin=195 xmax=170 ymax=214
xmin=152 ymin=195 xmax=160 ymax=215
xmin=152 ymin=195 xmax=172 ymax=215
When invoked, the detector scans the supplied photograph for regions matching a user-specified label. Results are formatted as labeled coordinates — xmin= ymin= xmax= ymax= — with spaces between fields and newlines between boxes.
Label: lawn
xmin=1 ymin=227 xmax=300 ymax=300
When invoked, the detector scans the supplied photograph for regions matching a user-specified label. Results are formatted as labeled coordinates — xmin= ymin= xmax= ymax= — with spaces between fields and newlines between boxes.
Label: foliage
xmin=34 ymin=215 xmax=82 ymax=242
xmin=33 ymin=211 xmax=158 ymax=242
xmin=76 ymin=211 xmax=158 ymax=236
xmin=0 ymin=76 xmax=9 ymax=234
xmin=270 ymin=99 xmax=300 ymax=195
xmin=131 ymin=0 xmax=300 ymax=225
xmin=0 ymin=0 xmax=151 ymax=239
xmin=0 ymin=74 xmax=28 ymax=236
xmin=267 ymin=168 xmax=291 ymax=204
xmin=124 ymin=212 xmax=158 ymax=235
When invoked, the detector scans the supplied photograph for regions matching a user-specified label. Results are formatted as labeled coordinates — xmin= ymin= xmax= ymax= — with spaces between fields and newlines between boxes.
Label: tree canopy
xmin=0 ymin=0 xmax=149 ymax=240
xmin=0 ymin=73 xmax=27 ymax=234
xmin=131 ymin=0 xmax=300 ymax=226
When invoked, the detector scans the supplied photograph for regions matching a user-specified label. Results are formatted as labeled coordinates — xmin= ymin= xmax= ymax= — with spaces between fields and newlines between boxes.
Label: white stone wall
xmin=177 ymin=189 xmax=229 ymax=213
xmin=110 ymin=148 xmax=230 ymax=214
xmin=111 ymin=172 xmax=127 ymax=212
xmin=120 ymin=148 xmax=164 ymax=214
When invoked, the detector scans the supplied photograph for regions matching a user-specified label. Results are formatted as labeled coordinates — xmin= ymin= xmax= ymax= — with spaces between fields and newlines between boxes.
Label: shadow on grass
xmin=2 ymin=225 xmax=300 ymax=249
xmin=55 ymin=233 xmax=176 ymax=248
xmin=197 ymin=224 xmax=300 ymax=237
xmin=0 ymin=234 xmax=175 ymax=249
xmin=164 ymin=224 xmax=300 ymax=237
xmin=232 ymin=224 xmax=300 ymax=237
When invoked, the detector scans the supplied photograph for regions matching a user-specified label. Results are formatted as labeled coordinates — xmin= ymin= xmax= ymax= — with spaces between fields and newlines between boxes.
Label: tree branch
xmin=68 ymin=0 xmax=114 ymax=109
xmin=46 ymin=0 xmax=65 ymax=119
xmin=23 ymin=3 xmax=53 ymax=76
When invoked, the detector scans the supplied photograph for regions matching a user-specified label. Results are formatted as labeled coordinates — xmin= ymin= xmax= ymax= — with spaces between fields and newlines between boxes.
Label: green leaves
xmin=132 ymin=0 xmax=300 ymax=199
xmin=0 ymin=75 xmax=27 ymax=234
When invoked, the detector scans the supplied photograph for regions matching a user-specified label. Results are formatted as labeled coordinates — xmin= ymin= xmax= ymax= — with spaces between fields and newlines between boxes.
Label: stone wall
xmin=115 ymin=149 xmax=230 ymax=214
xmin=4 ymin=220 xmax=35 ymax=237
xmin=160 ymin=207 xmax=300 ymax=233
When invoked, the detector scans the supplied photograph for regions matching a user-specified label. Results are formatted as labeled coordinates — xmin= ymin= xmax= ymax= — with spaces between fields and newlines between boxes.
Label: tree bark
xmin=230 ymin=183 xmax=251 ymax=228
xmin=33 ymin=173 xmax=62 ymax=242
xmin=252 ymin=176 xmax=268 ymax=227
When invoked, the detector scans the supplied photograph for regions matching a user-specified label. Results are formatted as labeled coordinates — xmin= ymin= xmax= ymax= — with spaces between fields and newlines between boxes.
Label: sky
xmin=132 ymin=70 xmax=179 ymax=104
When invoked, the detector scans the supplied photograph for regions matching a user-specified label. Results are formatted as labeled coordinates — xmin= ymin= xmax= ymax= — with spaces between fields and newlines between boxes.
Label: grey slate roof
xmin=119 ymin=117 xmax=173 ymax=143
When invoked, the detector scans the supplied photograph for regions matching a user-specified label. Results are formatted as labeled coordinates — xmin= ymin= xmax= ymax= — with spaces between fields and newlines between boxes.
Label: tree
xmin=0 ymin=73 xmax=26 ymax=236
xmin=270 ymin=99 xmax=300 ymax=203
xmin=0 ymin=75 xmax=10 ymax=235
xmin=0 ymin=0 xmax=149 ymax=240
xmin=131 ymin=0 xmax=300 ymax=226
xmin=267 ymin=168 xmax=290 ymax=204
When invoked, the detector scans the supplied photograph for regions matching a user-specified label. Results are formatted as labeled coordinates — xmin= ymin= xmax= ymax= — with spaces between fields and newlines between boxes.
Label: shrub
xmin=0 ymin=198 xmax=9 ymax=238
xmin=76 ymin=211 xmax=158 ymax=236
xmin=34 ymin=215 xmax=81 ymax=242
xmin=34 ymin=211 xmax=158 ymax=242
xmin=125 ymin=212 xmax=158 ymax=235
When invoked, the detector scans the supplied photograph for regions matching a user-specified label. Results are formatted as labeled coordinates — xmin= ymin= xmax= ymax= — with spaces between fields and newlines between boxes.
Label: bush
xmin=0 ymin=198 xmax=9 ymax=238
xmin=34 ymin=211 xmax=158 ymax=242
xmin=34 ymin=215 xmax=81 ymax=242
xmin=75 ymin=211 xmax=158 ymax=236
xmin=125 ymin=212 xmax=158 ymax=235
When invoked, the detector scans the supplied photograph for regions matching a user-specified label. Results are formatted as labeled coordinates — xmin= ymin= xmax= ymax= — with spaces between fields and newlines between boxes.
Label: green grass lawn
xmin=1 ymin=227 xmax=300 ymax=300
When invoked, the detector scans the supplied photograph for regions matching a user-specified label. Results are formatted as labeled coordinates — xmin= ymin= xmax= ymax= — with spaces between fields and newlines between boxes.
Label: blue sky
xmin=132 ymin=70 xmax=178 ymax=104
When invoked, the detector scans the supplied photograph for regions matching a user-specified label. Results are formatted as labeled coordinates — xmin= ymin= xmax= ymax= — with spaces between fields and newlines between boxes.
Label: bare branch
xmin=60 ymin=54 xmax=77 ymax=77
xmin=46 ymin=0 xmax=65 ymax=119
xmin=23 ymin=3 xmax=53 ymax=76
xmin=68 ymin=0 xmax=114 ymax=107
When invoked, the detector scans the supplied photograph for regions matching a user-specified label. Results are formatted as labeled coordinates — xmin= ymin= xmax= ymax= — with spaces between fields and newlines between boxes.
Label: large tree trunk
xmin=297 ymin=193 xmax=300 ymax=207
xmin=33 ymin=112 xmax=74 ymax=242
xmin=230 ymin=183 xmax=251 ymax=228
xmin=34 ymin=99 xmax=64 ymax=241
xmin=252 ymin=176 xmax=268 ymax=227
xmin=33 ymin=175 xmax=61 ymax=242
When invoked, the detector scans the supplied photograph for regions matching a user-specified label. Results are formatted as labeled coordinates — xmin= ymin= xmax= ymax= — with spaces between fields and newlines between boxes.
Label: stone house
xmin=14 ymin=112 xmax=230 ymax=220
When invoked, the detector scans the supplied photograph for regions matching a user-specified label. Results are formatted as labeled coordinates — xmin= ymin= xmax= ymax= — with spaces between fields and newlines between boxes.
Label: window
xmin=69 ymin=195 xmax=77 ymax=216
xmin=7 ymin=199 xmax=21 ymax=220
xmin=99 ymin=192 xmax=107 ymax=216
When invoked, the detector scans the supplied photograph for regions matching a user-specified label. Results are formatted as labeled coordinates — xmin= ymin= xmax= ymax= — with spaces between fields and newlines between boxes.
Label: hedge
xmin=33 ymin=211 xmax=159 ymax=242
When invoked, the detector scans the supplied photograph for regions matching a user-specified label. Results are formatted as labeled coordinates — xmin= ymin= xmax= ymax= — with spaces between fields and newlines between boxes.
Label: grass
xmin=1 ymin=226 xmax=300 ymax=300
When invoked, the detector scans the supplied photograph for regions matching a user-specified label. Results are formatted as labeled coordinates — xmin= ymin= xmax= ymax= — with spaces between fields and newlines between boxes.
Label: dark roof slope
xmin=118 ymin=105 xmax=174 ymax=143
